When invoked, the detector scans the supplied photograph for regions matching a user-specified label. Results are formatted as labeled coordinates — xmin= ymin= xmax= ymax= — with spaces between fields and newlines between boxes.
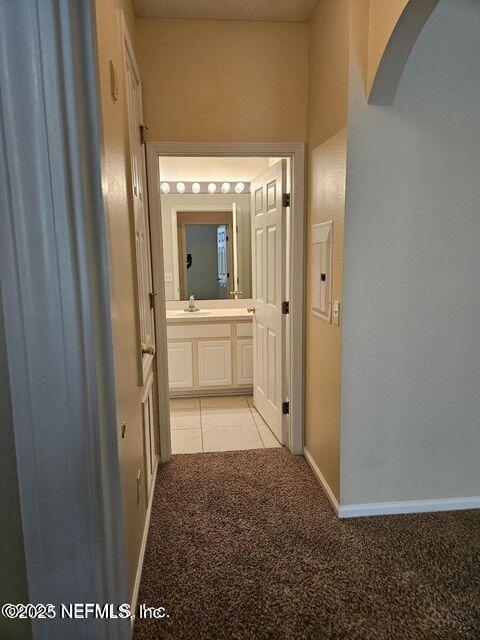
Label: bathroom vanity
xmin=166 ymin=308 xmax=253 ymax=395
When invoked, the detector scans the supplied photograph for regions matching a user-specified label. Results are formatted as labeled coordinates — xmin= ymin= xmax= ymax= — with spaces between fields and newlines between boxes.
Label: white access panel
xmin=311 ymin=221 xmax=333 ymax=322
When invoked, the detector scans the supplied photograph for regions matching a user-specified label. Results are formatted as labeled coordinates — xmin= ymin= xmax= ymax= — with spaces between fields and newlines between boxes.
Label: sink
xmin=169 ymin=310 xmax=212 ymax=317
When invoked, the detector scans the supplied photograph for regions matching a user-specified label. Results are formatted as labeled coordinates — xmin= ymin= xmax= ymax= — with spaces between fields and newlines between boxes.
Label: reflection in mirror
xmin=177 ymin=213 xmax=233 ymax=300
xmin=160 ymin=187 xmax=253 ymax=301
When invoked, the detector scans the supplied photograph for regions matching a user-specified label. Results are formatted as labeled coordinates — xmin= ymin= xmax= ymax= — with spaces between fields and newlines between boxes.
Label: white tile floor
xmin=170 ymin=395 xmax=282 ymax=454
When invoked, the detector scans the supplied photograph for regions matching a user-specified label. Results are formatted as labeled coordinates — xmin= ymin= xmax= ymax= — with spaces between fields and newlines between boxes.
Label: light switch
xmin=164 ymin=272 xmax=173 ymax=283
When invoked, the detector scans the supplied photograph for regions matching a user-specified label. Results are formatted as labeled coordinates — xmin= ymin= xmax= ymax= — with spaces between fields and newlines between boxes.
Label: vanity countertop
xmin=166 ymin=308 xmax=252 ymax=323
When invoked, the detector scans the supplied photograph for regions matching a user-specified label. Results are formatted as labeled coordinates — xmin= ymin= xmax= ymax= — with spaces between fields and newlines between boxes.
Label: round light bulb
xmin=192 ymin=182 xmax=201 ymax=194
xmin=176 ymin=182 xmax=186 ymax=193
xmin=160 ymin=182 xmax=171 ymax=194
xmin=207 ymin=183 xmax=217 ymax=194
xmin=221 ymin=182 xmax=231 ymax=193
xmin=235 ymin=182 xmax=245 ymax=193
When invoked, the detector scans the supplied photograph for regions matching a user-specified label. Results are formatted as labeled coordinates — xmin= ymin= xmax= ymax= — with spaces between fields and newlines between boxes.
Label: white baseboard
xmin=170 ymin=388 xmax=253 ymax=398
xmin=339 ymin=495 xmax=480 ymax=518
xmin=303 ymin=448 xmax=480 ymax=519
xmin=303 ymin=448 xmax=340 ymax=515
xmin=130 ymin=457 xmax=159 ymax=631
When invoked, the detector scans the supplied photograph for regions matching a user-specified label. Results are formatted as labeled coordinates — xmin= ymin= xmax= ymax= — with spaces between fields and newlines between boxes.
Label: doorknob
xmin=247 ymin=307 xmax=256 ymax=314
xmin=142 ymin=345 xmax=155 ymax=356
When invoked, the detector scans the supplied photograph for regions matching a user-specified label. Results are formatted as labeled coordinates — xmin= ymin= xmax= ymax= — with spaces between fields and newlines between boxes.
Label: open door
xmin=124 ymin=38 xmax=156 ymax=385
xmin=217 ymin=224 xmax=228 ymax=299
xmin=123 ymin=22 xmax=159 ymax=488
xmin=250 ymin=160 xmax=287 ymax=442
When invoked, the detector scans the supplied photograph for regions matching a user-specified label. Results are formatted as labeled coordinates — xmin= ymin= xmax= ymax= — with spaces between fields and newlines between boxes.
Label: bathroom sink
xmin=169 ymin=310 xmax=212 ymax=317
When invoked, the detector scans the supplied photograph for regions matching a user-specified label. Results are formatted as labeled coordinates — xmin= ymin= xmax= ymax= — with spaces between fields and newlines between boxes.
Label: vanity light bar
xmin=160 ymin=181 xmax=251 ymax=195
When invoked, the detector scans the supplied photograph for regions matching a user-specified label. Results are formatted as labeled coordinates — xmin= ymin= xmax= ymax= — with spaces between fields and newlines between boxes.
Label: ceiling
xmin=158 ymin=157 xmax=272 ymax=182
xmin=133 ymin=0 xmax=318 ymax=22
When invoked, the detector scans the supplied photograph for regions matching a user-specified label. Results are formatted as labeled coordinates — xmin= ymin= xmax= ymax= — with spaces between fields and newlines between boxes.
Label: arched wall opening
xmin=340 ymin=0 xmax=480 ymax=510
xmin=368 ymin=0 xmax=441 ymax=106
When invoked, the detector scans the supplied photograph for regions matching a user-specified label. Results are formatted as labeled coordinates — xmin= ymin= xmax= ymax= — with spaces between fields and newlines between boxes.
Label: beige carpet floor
xmin=133 ymin=448 xmax=480 ymax=640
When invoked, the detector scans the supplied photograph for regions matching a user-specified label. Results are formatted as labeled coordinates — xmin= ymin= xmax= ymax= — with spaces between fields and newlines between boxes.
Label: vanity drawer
xmin=236 ymin=322 xmax=253 ymax=337
xmin=167 ymin=323 xmax=232 ymax=340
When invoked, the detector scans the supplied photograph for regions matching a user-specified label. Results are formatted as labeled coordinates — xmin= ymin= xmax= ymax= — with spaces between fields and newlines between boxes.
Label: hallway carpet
xmin=133 ymin=449 xmax=480 ymax=640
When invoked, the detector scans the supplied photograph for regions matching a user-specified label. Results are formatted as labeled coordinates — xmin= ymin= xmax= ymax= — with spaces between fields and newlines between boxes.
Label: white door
xmin=251 ymin=160 xmax=287 ymax=442
xmin=124 ymin=39 xmax=155 ymax=385
xmin=142 ymin=375 xmax=157 ymax=504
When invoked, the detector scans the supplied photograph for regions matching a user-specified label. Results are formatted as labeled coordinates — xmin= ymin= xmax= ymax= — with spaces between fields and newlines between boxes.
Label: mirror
xmin=160 ymin=187 xmax=252 ymax=301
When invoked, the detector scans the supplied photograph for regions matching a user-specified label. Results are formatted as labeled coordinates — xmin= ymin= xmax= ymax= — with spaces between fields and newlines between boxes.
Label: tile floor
xmin=170 ymin=395 xmax=282 ymax=454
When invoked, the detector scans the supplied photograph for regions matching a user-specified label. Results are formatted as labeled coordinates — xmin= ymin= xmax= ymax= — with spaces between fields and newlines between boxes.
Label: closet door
xmin=142 ymin=374 xmax=158 ymax=504
xmin=124 ymin=27 xmax=156 ymax=385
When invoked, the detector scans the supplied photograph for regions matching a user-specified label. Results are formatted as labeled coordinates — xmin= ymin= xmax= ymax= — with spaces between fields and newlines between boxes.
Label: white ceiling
xmin=134 ymin=0 xmax=318 ymax=22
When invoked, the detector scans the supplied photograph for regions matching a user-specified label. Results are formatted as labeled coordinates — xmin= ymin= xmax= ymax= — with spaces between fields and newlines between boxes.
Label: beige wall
xmin=367 ymin=0 xmax=410 ymax=95
xmin=135 ymin=18 xmax=309 ymax=142
xmin=304 ymin=0 xmax=350 ymax=500
xmin=93 ymin=0 xmax=147 ymax=599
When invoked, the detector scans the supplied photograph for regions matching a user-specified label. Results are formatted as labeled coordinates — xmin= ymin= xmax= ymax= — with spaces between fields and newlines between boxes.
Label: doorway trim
xmin=146 ymin=142 xmax=306 ymax=456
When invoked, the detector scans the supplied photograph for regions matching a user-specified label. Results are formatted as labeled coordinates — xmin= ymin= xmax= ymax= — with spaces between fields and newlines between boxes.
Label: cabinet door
xmin=198 ymin=340 xmax=232 ymax=387
xmin=168 ymin=342 xmax=193 ymax=389
xmin=236 ymin=339 xmax=253 ymax=386
xmin=142 ymin=374 xmax=157 ymax=504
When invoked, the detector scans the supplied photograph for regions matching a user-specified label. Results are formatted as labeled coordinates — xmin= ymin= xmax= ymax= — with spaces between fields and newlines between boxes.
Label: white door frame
xmin=146 ymin=142 xmax=306 ymax=455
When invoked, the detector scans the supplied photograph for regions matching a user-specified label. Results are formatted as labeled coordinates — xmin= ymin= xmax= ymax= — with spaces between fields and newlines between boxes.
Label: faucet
xmin=185 ymin=295 xmax=199 ymax=312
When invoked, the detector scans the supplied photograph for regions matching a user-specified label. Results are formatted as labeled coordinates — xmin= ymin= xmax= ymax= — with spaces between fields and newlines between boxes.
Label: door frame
xmin=146 ymin=142 xmax=306 ymax=455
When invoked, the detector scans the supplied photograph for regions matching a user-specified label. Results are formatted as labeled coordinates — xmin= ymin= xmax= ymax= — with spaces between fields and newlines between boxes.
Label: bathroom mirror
xmin=160 ymin=190 xmax=252 ymax=301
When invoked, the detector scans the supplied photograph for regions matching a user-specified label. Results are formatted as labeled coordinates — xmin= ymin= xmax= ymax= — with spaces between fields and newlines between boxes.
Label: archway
xmin=368 ymin=0 xmax=441 ymax=106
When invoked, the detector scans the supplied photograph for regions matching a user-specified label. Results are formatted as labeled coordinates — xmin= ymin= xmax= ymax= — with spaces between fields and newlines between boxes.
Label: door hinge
xmin=149 ymin=291 xmax=157 ymax=309
xmin=282 ymin=401 xmax=290 ymax=415
xmin=282 ymin=301 xmax=289 ymax=315
xmin=282 ymin=193 xmax=291 ymax=207
xmin=139 ymin=124 xmax=148 ymax=145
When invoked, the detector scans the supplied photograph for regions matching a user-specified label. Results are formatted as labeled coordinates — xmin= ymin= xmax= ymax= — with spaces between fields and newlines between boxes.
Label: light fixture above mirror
xmin=159 ymin=181 xmax=251 ymax=195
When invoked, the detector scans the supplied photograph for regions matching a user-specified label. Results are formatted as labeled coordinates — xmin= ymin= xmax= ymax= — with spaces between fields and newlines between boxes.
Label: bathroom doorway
xmin=146 ymin=144 xmax=305 ymax=460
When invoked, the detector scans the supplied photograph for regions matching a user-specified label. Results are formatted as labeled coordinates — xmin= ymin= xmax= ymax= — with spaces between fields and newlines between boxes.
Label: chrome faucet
xmin=185 ymin=295 xmax=199 ymax=312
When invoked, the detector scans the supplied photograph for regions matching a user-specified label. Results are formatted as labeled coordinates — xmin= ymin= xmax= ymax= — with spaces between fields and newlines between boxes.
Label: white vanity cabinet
xmin=167 ymin=341 xmax=193 ymax=389
xmin=167 ymin=316 xmax=253 ymax=394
